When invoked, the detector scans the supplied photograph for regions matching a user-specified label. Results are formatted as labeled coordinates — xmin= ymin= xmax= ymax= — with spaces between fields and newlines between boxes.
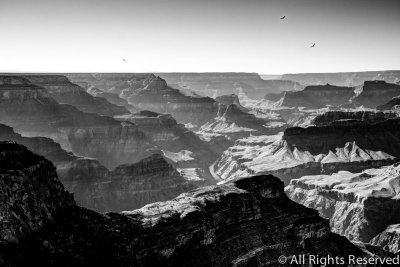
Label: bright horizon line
xmin=0 ymin=69 xmax=399 ymax=76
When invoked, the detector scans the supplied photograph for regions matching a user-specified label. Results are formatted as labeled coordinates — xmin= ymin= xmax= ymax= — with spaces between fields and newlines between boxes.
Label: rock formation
xmin=0 ymin=124 xmax=195 ymax=212
xmin=199 ymin=103 xmax=286 ymax=141
xmin=370 ymin=224 xmax=400 ymax=253
xmin=377 ymin=96 xmax=400 ymax=111
xmin=0 ymin=143 xmax=364 ymax=266
xmin=67 ymin=73 xmax=220 ymax=127
xmin=0 ymin=76 xmax=154 ymax=168
xmin=280 ymin=84 xmax=355 ymax=108
xmin=353 ymin=81 xmax=400 ymax=108
xmin=281 ymin=70 xmax=400 ymax=86
xmin=22 ymin=75 xmax=129 ymax=116
xmin=157 ymin=72 xmax=302 ymax=99
xmin=312 ymin=111 xmax=398 ymax=126
xmin=86 ymin=86 xmax=137 ymax=113
xmin=115 ymin=111 xmax=218 ymax=184
xmin=213 ymin=118 xmax=400 ymax=184
xmin=286 ymin=164 xmax=400 ymax=248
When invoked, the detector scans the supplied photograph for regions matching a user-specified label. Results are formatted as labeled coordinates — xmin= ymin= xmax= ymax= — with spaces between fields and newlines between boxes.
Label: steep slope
xmin=0 ymin=141 xmax=74 ymax=244
xmin=370 ymin=224 xmax=400 ymax=253
xmin=312 ymin=111 xmax=398 ymax=126
xmin=353 ymin=81 xmax=400 ymax=108
xmin=22 ymin=75 xmax=129 ymax=116
xmin=115 ymin=111 xmax=217 ymax=184
xmin=286 ymin=164 xmax=400 ymax=246
xmin=0 ymin=124 xmax=195 ymax=212
xmin=0 ymin=76 xmax=153 ymax=168
xmin=157 ymin=72 xmax=302 ymax=99
xmin=0 ymin=145 xmax=364 ymax=266
xmin=281 ymin=84 xmax=355 ymax=108
xmin=67 ymin=73 xmax=220 ymax=127
xmin=199 ymin=103 xmax=286 ymax=141
xmin=86 ymin=86 xmax=137 ymax=113
xmin=213 ymin=118 xmax=400 ymax=184
xmin=282 ymin=70 xmax=400 ymax=86
xmin=377 ymin=96 xmax=400 ymax=111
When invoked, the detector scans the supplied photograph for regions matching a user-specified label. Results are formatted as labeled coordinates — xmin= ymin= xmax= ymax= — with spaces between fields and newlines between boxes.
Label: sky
xmin=0 ymin=0 xmax=399 ymax=74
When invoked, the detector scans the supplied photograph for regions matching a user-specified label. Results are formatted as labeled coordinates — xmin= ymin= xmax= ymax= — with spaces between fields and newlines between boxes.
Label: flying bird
xmin=310 ymin=43 xmax=316 ymax=48
xmin=122 ymin=59 xmax=126 ymax=62
xmin=280 ymin=16 xmax=286 ymax=20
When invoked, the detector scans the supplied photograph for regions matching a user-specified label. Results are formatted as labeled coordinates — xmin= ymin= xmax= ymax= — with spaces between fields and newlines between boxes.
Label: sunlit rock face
xmin=0 ymin=141 xmax=74 ymax=244
xmin=370 ymin=224 xmax=400 ymax=253
xmin=68 ymin=73 xmax=220 ymax=127
xmin=312 ymin=111 xmax=398 ymax=126
xmin=200 ymin=103 xmax=286 ymax=141
xmin=0 ymin=161 xmax=364 ymax=266
xmin=281 ymin=70 xmax=400 ymax=86
xmin=22 ymin=75 xmax=129 ymax=116
xmin=157 ymin=72 xmax=302 ymax=99
xmin=115 ymin=111 xmax=217 ymax=185
xmin=281 ymin=84 xmax=355 ymax=108
xmin=286 ymin=164 xmax=400 ymax=247
xmin=0 ymin=124 xmax=195 ymax=212
xmin=353 ymin=81 xmax=400 ymax=108
xmin=0 ymin=76 xmax=154 ymax=168
xmin=213 ymin=118 xmax=400 ymax=184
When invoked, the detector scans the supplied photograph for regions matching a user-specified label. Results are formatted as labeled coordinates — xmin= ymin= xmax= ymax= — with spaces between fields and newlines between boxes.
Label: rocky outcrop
xmin=86 ymin=86 xmax=137 ymax=113
xmin=213 ymin=118 xmax=400 ymax=184
xmin=215 ymin=94 xmax=242 ymax=106
xmin=67 ymin=73 xmax=220 ymax=127
xmin=0 ymin=124 xmax=194 ymax=212
xmin=199 ymin=103 xmax=286 ymax=141
xmin=115 ymin=111 xmax=218 ymax=184
xmin=377 ymin=96 xmax=400 ymax=111
xmin=282 ymin=70 xmax=400 ymax=86
xmin=286 ymin=164 xmax=400 ymax=246
xmin=370 ymin=224 xmax=400 ymax=253
xmin=157 ymin=72 xmax=302 ymax=100
xmin=22 ymin=75 xmax=129 ymax=116
xmin=0 ymin=141 xmax=74 ymax=244
xmin=0 ymin=147 xmax=364 ymax=266
xmin=0 ymin=76 xmax=154 ymax=168
xmin=312 ymin=111 xmax=398 ymax=126
xmin=281 ymin=84 xmax=355 ymax=108
xmin=353 ymin=81 xmax=400 ymax=108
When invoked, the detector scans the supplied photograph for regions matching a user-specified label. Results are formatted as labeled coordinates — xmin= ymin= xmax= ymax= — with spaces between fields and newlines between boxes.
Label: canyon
xmin=286 ymin=163 xmax=400 ymax=253
xmin=0 ymin=141 xmax=367 ymax=266
xmin=0 ymin=124 xmax=196 ymax=212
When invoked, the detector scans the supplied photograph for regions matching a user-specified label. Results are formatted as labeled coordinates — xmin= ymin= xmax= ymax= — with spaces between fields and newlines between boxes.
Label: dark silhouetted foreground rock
xmin=0 ymin=142 xmax=365 ymax=266
xmin=0 ymin=125 xmax=195 ymax=212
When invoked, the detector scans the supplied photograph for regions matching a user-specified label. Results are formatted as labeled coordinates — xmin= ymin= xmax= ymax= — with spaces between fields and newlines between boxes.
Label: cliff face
xmin=312 ymin=111 xmax=398 ymax=126
xmin=286 ymin=164 xmax=400 ymax=247
xmin=281 ymin=70 xmax=400 ymax=86
xmin=0 ymin=142 xmax=74 ymax=244
xmin=0 ymin=149 xmax=364 ymax=267
xmin=68 ymin=73 xmax=220 ymax=127
xmin=370 ymin=224 xmax=400 ymax=253
xmin=354 ymin=80 xmax=400 ymax=108
xmin=156 ymin=72 xmax=302 ymax=99
xmin=377 ymin=96 xmax=400 ymax=111
xmin=22 ymin=75 xmax=129 ymax=116
xmin=0 ymin=126 xmax=196 ymax=212
xmin=115 ymin=111 xmax=218 ymax=184
xmin=213 ymin=118 xmax=400 ymax=184
xmin=199 ymin=103 xmax=286 ymax=141
xmin=281 ymin=84 xmax=355 ymax=108
xmin=86 ymin=87 xmax=137 ymax=113
xmin=0 ymin=76 xmax=154 ymax=168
